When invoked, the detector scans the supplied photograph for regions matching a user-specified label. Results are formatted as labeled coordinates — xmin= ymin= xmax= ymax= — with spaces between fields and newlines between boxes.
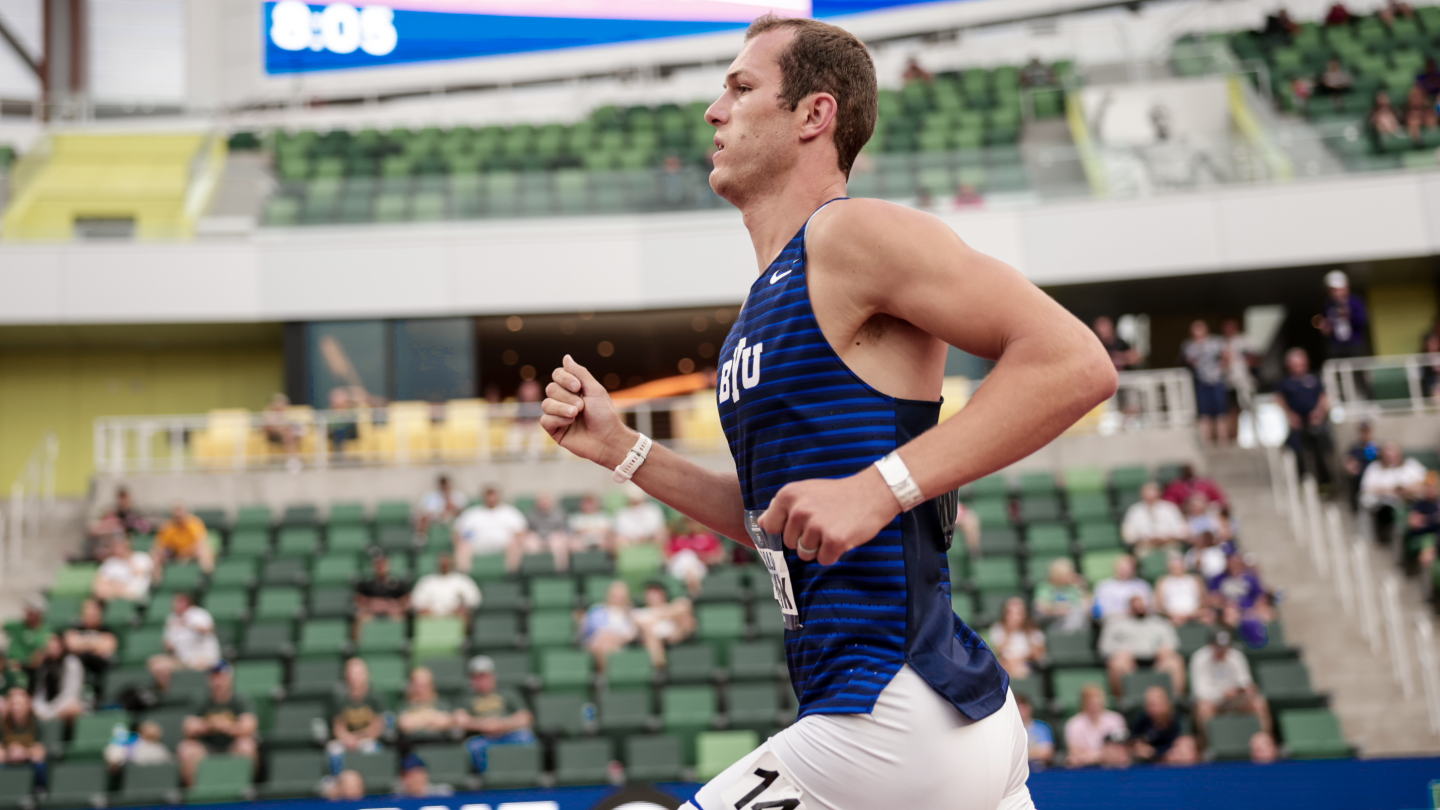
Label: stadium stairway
xmin=0 ymin=499 xmax=88 ymax=621
xmin=1204 ymin=447 xmax=1439 ymax=756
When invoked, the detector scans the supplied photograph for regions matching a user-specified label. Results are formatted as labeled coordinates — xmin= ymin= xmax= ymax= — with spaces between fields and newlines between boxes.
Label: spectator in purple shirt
xmin=1208 ymin=553 xmax=1274 ymax=624
xmin=1319 ymin=270 xmax=1369 ymax=359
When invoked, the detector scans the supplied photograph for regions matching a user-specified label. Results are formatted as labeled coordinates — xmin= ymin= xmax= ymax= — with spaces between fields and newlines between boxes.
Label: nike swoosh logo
xmin=770 ymin=269 xmax=792 ymax=285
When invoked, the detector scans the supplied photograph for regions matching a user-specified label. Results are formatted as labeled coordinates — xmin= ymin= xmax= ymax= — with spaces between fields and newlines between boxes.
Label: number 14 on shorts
xmin=719 ymin=752 xmax=806 ymax=810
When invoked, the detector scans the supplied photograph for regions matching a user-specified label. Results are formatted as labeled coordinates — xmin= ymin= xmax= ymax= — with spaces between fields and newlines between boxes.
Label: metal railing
xmin=1322 ymin=351 xmax=1440 ymax=420
xmin=92 ymin=368 xmax=1197 ymax=475
xmin=3 ymin=432 xmax=58 ymax=582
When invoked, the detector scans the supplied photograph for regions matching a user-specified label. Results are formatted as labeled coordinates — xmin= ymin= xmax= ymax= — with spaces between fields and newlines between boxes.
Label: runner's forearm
xmin=597 ymin=429 xmax=751 ymax=546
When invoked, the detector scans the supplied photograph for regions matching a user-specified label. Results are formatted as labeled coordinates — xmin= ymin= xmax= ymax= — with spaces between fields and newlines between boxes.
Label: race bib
xmin=718 ymin=751 xmax=806 ymax=810
xmin=744 ymin=510 xmax=801 ymax=631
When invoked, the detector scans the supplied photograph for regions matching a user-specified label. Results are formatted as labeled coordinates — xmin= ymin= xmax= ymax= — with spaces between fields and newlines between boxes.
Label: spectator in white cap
xmin=147 ymin=592 xmax=220 ymax=691
xmin=456 ymin=655 xmax=534 ymax=774
xmin=1318 ymin=269 xmax=1369 ymax=360
xmin=410 ymin=553 xmax=481 ymax=622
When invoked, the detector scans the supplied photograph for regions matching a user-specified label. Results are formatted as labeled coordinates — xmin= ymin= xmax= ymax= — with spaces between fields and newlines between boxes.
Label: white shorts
xmin=686 ymin=666 xmax=1034 ymax=810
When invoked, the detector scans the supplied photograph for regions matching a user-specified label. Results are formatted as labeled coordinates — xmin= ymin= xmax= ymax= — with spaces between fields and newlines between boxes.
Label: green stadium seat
xmin=1257 ymin=660 xmax=1323 ymax=709
xmin=1177 ymin=623 xmax=1212 ymax=658
xmin=235 ymin=505 xmax=273 ymax=530
xmin=117 ymin=762 xmax=181 ymax=806
xmin=967 ymin=474 xmax=1010 ymax=499
xmin=326 ymin=525 xmax=371 ymax=554
xmin=1138 ymin=552 xmax=1169 ymax=583
xmin=541 ymin=648 xmax=593 ymax=690
xmin=1025 ymin=523 xmax=1071 ymax=556
xmin=40 ymin=761 xmax=107 ymax=808
xmin=536 ymin=691 xmax=590 ymax=736
xmin=373 ymin=501 xmax=410 ymax=527
xmin=599 ymin=687 xmax=654 ymax=735
xmin=696 ymin=730 xmax=759 ymax=780
xmin=1109 ymin=466 xmax=1149 ymax=491
xmin=519 ymin=553 xmax=560 ymax=577
xmin=1050 ymin=669 xmax=1108 ymax=715
xmin=327 ymin=502 xmax=366 ymax=527
xmin=728 ymin=640 xmax=782 ymax=682
xmin=0 ymin=767 xmax=34 ymax=810
xmin=210 ymin=558 xmax=258 ymax=590
xmin=970 ymin=558 xmax=1022 ymax=591
xmin=1248 ymin=621 xmax=1300 ymax=661
xmin=1046 ymin=628 xmax=1098 ymax=667
xmin=666 ymin=643 xmax=719 ymax=684
xmin=262 ymin=749 xmax=326 ymax=797
xmin=1080 ymin=550 xmax=1127 ymax=584
xmin=727 ymin=682 xmax=782 ymax=731
xmin=1121 ymin=669 xmax=1173 ymax=708
xmin=68 ymin=709 xmax=128 ymax=758
xmin=605 ymin=648 xmax=655 ymax=687
xmin=121 ymin=626 xmax=166 ymax=664
xmin=478 ymin=579 xmax=524 ymax=611
xmin=487 ymin=651 xmax=532 ymax=689
xmin=357 ymin=620 xmax=406 ymax=653
xmin=483 ymin=743 xmax=541 ymax=787
xmin=228 ymin=528 xmax=271 ymax=558
xmin=242 ymin=621 xmax=294 ymax=658
xmin=1063 ymin=466 xmax=1106 ymax=494
xmin=406 ymin=744 xmax=471 ymax=790
xmin=529 ymin=576 xmax=576 ymax=609
xmin=267 ymin=701 xmax=328 ymax=747
xmin=1279 ymin=708 xmax=1350 ymax=758
xmin=50 ymin=564 xmax=99 ymax=597
xmin=277 ymin=526 xmax=321 ymax=557
xmin=472 ymin=612 xmax=522 ymax=649
xmin=754 ymin=603 xmax=787 ymax=637
xmin=470 ymin=553 xmax=509 ymax=582
xmin=1068 ymin=492 xmax=1112 ymax=522
xmin=625 ymin=734 xmax=684 ymax=781
xmin=185 ymin=754 xmax=251 ymax=801
xmin=235 ymin=659 xmax=284 ymax=701
xmin=255 ymin=586 xmax=305 ymax=620
xmin=571 ymin=548 xmax=614 ymax=576
xmin=698 ymin=603 xmax=746 ymax=642
xmin=695 ymin=568 xmax=748 ymax=603
xmin=1018 ymin=472 xmax=1059 ymax=497
xmin=298 ymin=619 xmax=350 ymax=658
xmin=1205 ymin=713 xmax=1261 ymax=760
xmin=529 ymin=610 xmax=576 ymax=649
xmin=663 ymin=684 xmax=718 ymax=732
xmin=412 ymin=616 xmax=465 ymax=660
xmin=968 ymin=498 xmax=1011 ymax=525
xmin=344 ymin=749 xmax=399 ymax=792
xmin=157 ymin=562 xmax=204 ymax=593
xmin=555 ymin=738 xmax=612 ymax=785
xmin=979 ymin=527 xmax=1021 ymax=557
xmin=163 ymin=669 xmax=210 ymax=707
xmin=309 ymin=585 xmax=354 ymax=619
xmin=375 ymin=524 xmax=413 ymax=552
xmin=204 ymin=588 xmax=250 ymax=623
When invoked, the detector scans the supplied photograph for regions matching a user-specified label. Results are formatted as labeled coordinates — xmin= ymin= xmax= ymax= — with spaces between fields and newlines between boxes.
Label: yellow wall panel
xmin=1368 ymin=283 xmax=1438 ymax=357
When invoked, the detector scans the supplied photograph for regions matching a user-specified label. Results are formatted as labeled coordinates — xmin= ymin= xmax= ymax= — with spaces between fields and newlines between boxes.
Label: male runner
xmin=541 ymin=15 xmax=1117 ymax=810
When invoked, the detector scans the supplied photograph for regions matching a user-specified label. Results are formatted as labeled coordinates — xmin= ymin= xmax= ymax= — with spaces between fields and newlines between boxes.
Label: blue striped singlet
xmin=716 ymin=200 xmax=1009 ymax=722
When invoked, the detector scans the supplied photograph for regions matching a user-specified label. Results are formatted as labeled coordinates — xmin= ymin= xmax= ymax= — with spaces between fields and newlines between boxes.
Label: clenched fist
xmin=541 ymin=355 xmax=637 ymax=469
xmin=757 ymin=465 xmax=904 ymax=565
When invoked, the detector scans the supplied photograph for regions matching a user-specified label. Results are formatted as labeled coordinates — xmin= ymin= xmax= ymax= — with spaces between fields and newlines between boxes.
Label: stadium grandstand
xmin=0 ymin=0 xmax=1439 ymax=808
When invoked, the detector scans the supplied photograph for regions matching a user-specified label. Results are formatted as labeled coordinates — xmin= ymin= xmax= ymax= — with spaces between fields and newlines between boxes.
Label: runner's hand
xmin=542 ymin=355 xmax=635 ymax=467
xmin=758 ymin=466 xmax=901 ymax=566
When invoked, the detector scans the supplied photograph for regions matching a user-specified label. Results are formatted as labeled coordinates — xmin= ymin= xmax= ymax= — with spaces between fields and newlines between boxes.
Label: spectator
xmin=84 ymin=487 xmax=152 ymax=560
xmin=410 ymin=554 xmax=481 ymax=620
xmin=322 ymin=769 xmax=365 ymax=800
xmin=1020 ymin=57 xmax=1055 ymax=87
xmin=954 ymin=501 xmax=982 ymax=557
xmin=415 ymin=475 xmax=468 ymax=540
xmin=1185 ymin=530 xmax=1233 ymax=582
xmin=632 ymin=582 xmax=696 ymax=668
xmin=8 ymin=598 xmax=53 ymax=677
xmin=988 ymin=597 xmax=1046 ymax=678
xmin=396 ymin=752 xmax=453 ymax=798
xmin=1320 ymin=270 xmax=1370 ymax=360
xmin=1314 ymin=58 xmax=1355 ymax=111
xmin=104 ymin=720 xmax=172 ymax=772
xmin=353 ymin=553 xmax=411 ymax=637
xmin=1183 ymin=491 xmax=1233 ymax=544
xmin=1063 ymin=684 xmax=1130 ymax=768
xmin=327 ymin=658 xmax=387 ymax=775
xmin=614 ymin=485 xmax=668 ymax=549
xmin=1359 ymin=443 xmax=1428 ymax=544
xmin=1379 ymin=0 xmax=1417 ymax=25
xmin=902 ymin=56 xmax=933 ymax=85
xmin=1418 ymin=57 xmax=1440 ymax=97
xmin=1324 ymin=2 xmax=1352 ymax=26
xmin=63 ymin=598 xmax=118 ymax=680
xmin=1093 ymin=555 xmax=1153 ymax=621
xmin=1406 ymin=472 xmax=1439 ymax=577
xmin=1098 ymin=595 xmax=1186 ymax=698
xmin=1015 ymin=693 xmax=1053 ymax=769
xmin=523 ymin=491 xmax=575 ymax=572
xmin=1343 ymin=421 xmax=1379 ymax=510
xmin=178 ymin=663 xmax=257 ymax=787
xmin=93 ymin=535 xmax=155 ymax=602
xmin=263 ymin=393 xmax=301 ymax=463
xmin=1370 ymin=90 xmax=1404 ymax=140
xmin=397 ymin=667 xmax=456 ymax=742
xmin=1405 ymin=84 xmax=1439 ymax=143
xmin=1189 ymin=631 xmax=1271 ymax=739
xmin=1250 ymin=731 xmax=1280 ymax=764
xmin=1276 ymin=348 xmax=1333 ymax=485
xmin=456 ymin=656 xmax=534 ymax=774
xmin=1093 ymin=316 xmax=1139 ymax=371
xmin=665 ymin=519 xmax=726 ymax=594
xmin=1420 ymin=333 xmax=1440 ymax=403
xmin=1162 ymin=464 xmax=1228 ymax=509
xmin=953 ymin=183 xmax=984 ymax=209
xmin=1209 ymin=553 xmax=1274 ymax=624
xmin=1121 ymin=482 xmax=1189 ymax=555
xmin=1181 ymin=320 xmax=1230 ymax=445
xmin=0 ymin=688 xmax=45 ymax=767
xmin=581 ymin=580 xmax=638 ymax=673
xmin=1128 ymin=686 xmax=1197 ymax=765
xmin=30 ymin=635 xmax=85 ymax=722
xmin=153 ymin=503 xmax=216 ymax=575
xmin=452 ymin=487 xmax=529 ymax=574
xmin=568 ymin=493 xmax=615 ymax=553
xmin=1262 ymin=8 xmax=1299 ymax=40
xmin=1032 ymin=557 xmax=1091 ymax=632
xmin=1221 ymin=319 xmax=1257 ymax=425
xmin=148 ymin=592 xmax=221 ymax=692
xmin=506 ymin=379 xmax=546 ymax=459
xmin=1155 ymin=554 xmax=1205 ymax=625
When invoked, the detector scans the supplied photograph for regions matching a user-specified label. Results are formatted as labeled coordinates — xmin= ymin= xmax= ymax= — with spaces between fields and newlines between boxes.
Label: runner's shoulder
xmin=808 ymin=198 xmax=965 ymax=272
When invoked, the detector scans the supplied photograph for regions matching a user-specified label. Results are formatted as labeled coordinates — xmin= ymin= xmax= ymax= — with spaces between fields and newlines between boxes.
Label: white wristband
xmin=874 ymin=451 xmax=925 ymax=511
xmin=611 ymin=434 xmax=653 ymax=483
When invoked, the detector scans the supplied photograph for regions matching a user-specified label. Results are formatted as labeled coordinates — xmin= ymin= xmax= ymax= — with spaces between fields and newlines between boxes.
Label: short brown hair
xmin=746 ymin=15 xmax=877 ymax=177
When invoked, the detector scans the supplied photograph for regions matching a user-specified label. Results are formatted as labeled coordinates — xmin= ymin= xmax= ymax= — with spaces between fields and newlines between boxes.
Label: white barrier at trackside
xmin=1325 ymin=505 xmax=1355 ymax=616
xmin=1414 ymin=617 xmax=1440 ymax=735
xmin=1303 ymin=475 xmax=1328 ymax=577
xmin=1381 ymin=575 xmax=1416 ymax=699
xmin=1353 ymin=540 xmax=1384 ymax=654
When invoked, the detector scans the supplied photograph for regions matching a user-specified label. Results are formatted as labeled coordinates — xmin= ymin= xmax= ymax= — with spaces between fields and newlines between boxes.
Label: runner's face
xmin=706 ymin=29 xmax=802 ymax=204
